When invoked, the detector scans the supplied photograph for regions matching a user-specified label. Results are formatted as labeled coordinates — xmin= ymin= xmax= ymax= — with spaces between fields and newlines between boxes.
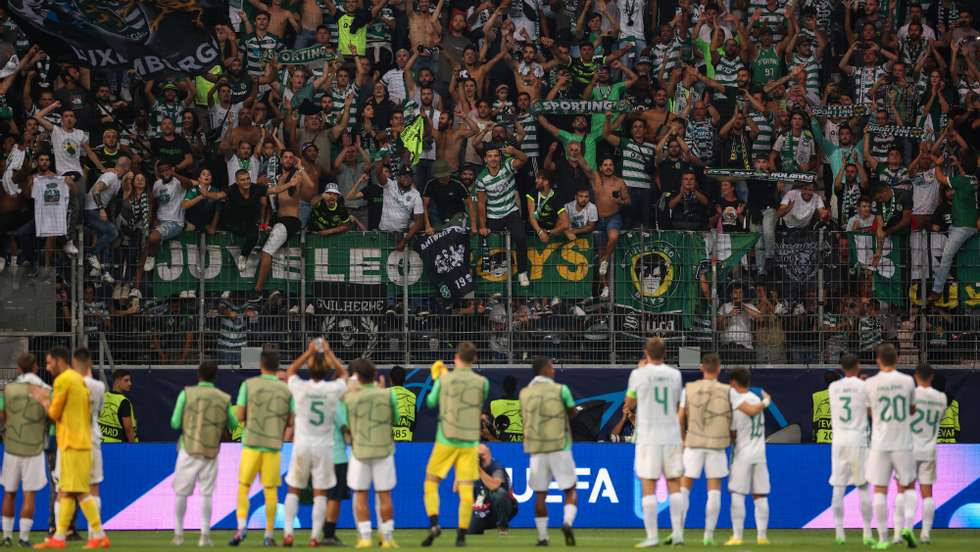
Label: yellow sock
xmin=79 ymin=496 xmax=103 ymax=537
xmin=236 ymin=483 xmax=251 ymax=529
xmin=56 ymin=497 xmax=75 ymax=538
xmin=457 ymin=483 xmax=474 ymax=530
xmin=263 ymin=488 xmax=278 ymax=535
xmin=423 ymin=480 xmax=440 ymax=518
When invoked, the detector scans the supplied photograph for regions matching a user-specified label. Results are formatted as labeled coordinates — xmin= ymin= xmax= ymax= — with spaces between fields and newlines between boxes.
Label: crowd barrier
xmin=3 ymin=443 xmax=976 ymax=531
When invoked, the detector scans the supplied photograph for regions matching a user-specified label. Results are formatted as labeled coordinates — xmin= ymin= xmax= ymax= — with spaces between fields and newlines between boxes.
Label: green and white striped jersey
xmin=620 ymin=138 xmax=655 ymax=190
xmin=477 ymin=158 xmax=519 ymax=219
xmin=517 ymin=112 xmax=540 ymax=158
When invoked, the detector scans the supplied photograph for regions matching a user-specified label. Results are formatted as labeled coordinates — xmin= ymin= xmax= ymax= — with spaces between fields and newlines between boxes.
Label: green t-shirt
xmin=558 ymin=130 xmax=603 ymax=170
xmin=425 ymin=375 xmax=490 ymax=448
xmin=950 ymin=175 xmax=978 ymax=228
xmin=235 ymin=374 xmax=296 ymax=452
xmin=589 ymin=81 xmax=627 ymax=134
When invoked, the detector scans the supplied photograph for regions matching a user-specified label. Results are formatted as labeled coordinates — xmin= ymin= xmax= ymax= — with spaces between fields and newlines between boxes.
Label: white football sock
xmin=201 ymin=495 xmax=213 ymax=536
xmin=921 ymin=497 xmax=935 ymax=539
xmin=730 ymin=493 xmax=746 ymax=541
xmin=874 ymin=492 xmax=889 ymax=543
xmin=642 ymin=495 xmax=658 ymax=541
xmin=357 ymin=521 xmax=372 ymax=541
xmin=380 ymin=519 xmax=394 ymax=541
xmin=2 ymin=517 xmax=13 ymax=539
xmin=535 ymin=517 xmax=549 ymax=541
xmin=669 ymin=492 xmax=684 ymax=542
xmin=754 ymin=497 xmax=769 ymax=541
xmin=174 ymin=495 xmax=187 ymax=537
xmin=705 ymin=490 xmax=721 ymax=541
xmin=903 ymin=489 xmax=918 ymax=531
xmin=283 ymin=493 xmax=299 ymax=538
xmin=563 ymin=504 xmax=577 ymax=527
xmin=859 ymin=486 xmax=873 ymax=540
xmin=892 ymin=492 xmax=905 ymax=540
xmin=312 ymin=496 xmax=327 ymax=541
xmin=832 ymin=486 xmax=846 ymax=540
xmin=17 ymin=518 xmax=31 ymax=542
xmin=680 ymin=486 xmax=691 ymax=529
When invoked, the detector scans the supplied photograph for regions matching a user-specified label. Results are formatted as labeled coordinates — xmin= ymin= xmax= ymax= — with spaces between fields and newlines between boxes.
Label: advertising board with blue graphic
xmin=7 ymin=444 xmax=979 ymax=531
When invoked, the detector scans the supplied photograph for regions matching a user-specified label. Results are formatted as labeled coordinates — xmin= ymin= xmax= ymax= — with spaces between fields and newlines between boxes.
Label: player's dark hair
xmin=915 ymin=363 xmax=935 ymax=382
xmin=198 ymin=360 xmax=218 ymax=383
xmin=48 ymin=347 xmax=70 ymax=364
xmin=840 ymin=353 xmax=860 ymax=373
xmin=701 ymin=352 xmax=721 ymax=373
xmin=876 ymin=343 xmax=898 ymax=367
xmin=456 ymin=341 xmax=477 ymax=364
xmin=260 ymin=344 xmax=280 ymax=372
xmin=645 ymin=337 xmax=667 ymax=361
xmin=532 ymin=357 xmax=552 ymax=376
xmin=72 ymin=347 xmax=91 ymax=363
xmin=351 ymin=358 xmax=376 ymax=383
xmin=112 ymin=369 xmax=131 ymax=382
xmin=309 ymin=351 xmax=329 ymax=382
xmin=390 ymin=365 xmax=406 ymax=386
xmin=16 ymin=353 xmax=36 ymax=374
xmin=730 ymin=367 xmax=751 ymax=388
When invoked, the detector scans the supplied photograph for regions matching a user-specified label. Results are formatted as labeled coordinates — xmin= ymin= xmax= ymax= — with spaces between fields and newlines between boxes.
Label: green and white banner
xmin=866 ymin=123 xmax=925 ymax=139
xmin=810 ymin=104 xmax=868 ymax=118
xmin=151 ymin=232 xmax=593 ymax=298
xmin=614 ymin=231 xmax=757 ymax=326
xmin=848 ymin=232 xmax=906 ymax=306
xmin=277 ymin=45 xmax=337 ymax=65
xmin=529 ymin=99 xmax=636 ymax=116
xmin=705 ymin=168 xmax=816 ymax=183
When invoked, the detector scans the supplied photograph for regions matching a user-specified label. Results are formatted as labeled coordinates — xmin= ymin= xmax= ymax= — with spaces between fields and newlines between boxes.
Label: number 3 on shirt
xmin=310 ymin=399 xmax=325 ymax=426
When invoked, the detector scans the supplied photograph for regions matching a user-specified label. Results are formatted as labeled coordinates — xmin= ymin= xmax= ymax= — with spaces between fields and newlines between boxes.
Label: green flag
xmin=401 ymin=116 xmax=425 ymax=166
xmin=614 ymin=231 xmax=757 ymax=326
xmin=847 ymin=232 xmax=906 ymax=306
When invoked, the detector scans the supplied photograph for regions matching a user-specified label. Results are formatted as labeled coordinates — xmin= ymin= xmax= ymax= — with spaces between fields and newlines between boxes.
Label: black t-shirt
xmin=670 ymin=192 xmax=708 ymax=230
xmin=717 ymin=196 xmax=747 ymax=232
xmin=656 ymin=157 xmax=693 ymax=197
xmin=745 ymin=178 xmax=779 ymax=219
xmin=422 ymin=176 xmax=470 ymax=223
xmin=220 ymin=184 xmax=266 ymax=229
xmin=711 ymin=85 xmax=747 ymax=123
xmin=55 ymin=87 xmax=95 ymax=130
xmin=552 ymin=159 xmax=591 ymax=207
xmin=720 ymin=131 xmax=752 ymax=170
xmin=225 ymin=73 xmax=253 ymax=105
xmin=874 ymin=188 xmax=913 ymax=233
xmin=150 ymin=135 xmax=192 ymax=167
xmin=529 ymin=190 xmax=563 ymax=230
xmin=310 ymin=197 xmax=352 ymax=231
xmin=361 ymin=181 xmax=385 ymax=230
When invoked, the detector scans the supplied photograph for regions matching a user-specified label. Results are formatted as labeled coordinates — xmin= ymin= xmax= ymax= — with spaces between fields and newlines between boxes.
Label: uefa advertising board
xmin=9 ymin=444 xmax=978 ymax=531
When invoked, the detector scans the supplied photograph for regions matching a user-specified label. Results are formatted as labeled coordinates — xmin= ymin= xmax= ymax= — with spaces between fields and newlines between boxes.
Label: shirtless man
xmin=407 ymin=0 xmax=444 ymax=49
xmin=640 ymin=89 xmax=673 ymax=142
xmin=246 ymin=0 xmax=300 ymax=39
xmin=297 ymin=0 xmax=325 ymax=48
xmin=219 ymin=104 xmax=262 ymax=154
xmin=586 ymin=157 xmax=629 ymax=298
xmin=255 ymin=157 xmax=312 ymax=301
xmin=435 ymin=112 xmax=478 ymax=172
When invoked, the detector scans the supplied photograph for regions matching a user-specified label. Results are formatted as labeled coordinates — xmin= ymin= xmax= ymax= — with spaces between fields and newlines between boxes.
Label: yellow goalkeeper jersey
xmin=50 ymin=368 xmax=92 ymax=451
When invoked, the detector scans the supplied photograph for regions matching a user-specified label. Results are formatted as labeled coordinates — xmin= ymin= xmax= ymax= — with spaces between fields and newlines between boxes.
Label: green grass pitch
xmin=44 ymin=529 xmax=980 ymax=550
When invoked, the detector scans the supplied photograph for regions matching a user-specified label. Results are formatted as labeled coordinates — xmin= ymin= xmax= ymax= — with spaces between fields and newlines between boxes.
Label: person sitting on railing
xmin=254 ymin=158 xmax=311 ymax=302
xmin=135 ymin=162 xmax=193 ymax=291
xmin=586 ymin=157 xmax=630 ymax=300
xmin=776 ymin=181 xmax=829 ymax=230
xmin=421 ymin=159 xmax=475 ymax=233
xmin=927 ymin=151 xmax=978 ymax=303
xmin=476 ymin=142 xmax=530 ymax=286
xmin=869 ymin=182 xmax=912 ymax=268
xmin=195 ymin=168 xmax=269 ymax=273
xmin=84 ymin=156 xmax=132 ymax=286
xmin=526 ymin=172 xmax=570 ymax=245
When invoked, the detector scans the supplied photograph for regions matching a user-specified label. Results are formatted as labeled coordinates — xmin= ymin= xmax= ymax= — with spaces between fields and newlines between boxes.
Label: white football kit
xmin=865 ymin=370 xmax=916 ymax=487
xmin=911 ymin=387 xmax=947 ymax=485
xmin=285 ymin=376 xmax=346 ymax=490
xmin=628 ymin=363 xmax=684 ymax=480
xmin=828 ymin=376 xmax=870 ymax=487
xmin=728 ymin=391 xmax=770 ymax=495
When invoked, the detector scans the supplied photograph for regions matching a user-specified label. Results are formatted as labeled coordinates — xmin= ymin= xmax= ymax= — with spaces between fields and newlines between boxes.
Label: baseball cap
xmin=301 ymin=142 xmax=318 ymax=153
xmin=635 ymin=56 xmax=652 ymax=66
xmin=324 ymin=182 xmax=340 ymax=195
xmin=161 ymin=82 xmax=179 ymax=91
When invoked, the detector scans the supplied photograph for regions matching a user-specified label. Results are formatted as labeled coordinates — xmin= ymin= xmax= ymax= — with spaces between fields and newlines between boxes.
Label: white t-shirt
xmin=378 ymin=179 xmax=423 ymax=232
xmin=779 ymin=188 xmax=825 ymax=228
xmin=2 ymin=146 xmax=26 ymax=195
xmin=209 ymin=103 xmax=242 ymax=137
xmin=85 ymin=171 xmax=122 ymax=211
xmin=846 ymin=213 xmax=876 ymax=231
xmin=153 ymin=177 xmax=186 ymax=224
xmin=617 ymin=0 xmax=646 ymax=40
xmin=288 ymin=375 xmax=347 ymax=450
xmin=227 ymin=154 xmax=260 ymax=184
xmin=731 ymin=390 xmax=766 ymax=464
xmin=829 ymin=376 xmax=870 ymax=448
xmin=85 ymin=376 xmax=106 ymax=447
xmin=381 ymin=68 xmax=407 ymax=105
xmin=866 ymin=369 xmax=915 ymax=452
xmin=51 ymin=126 xmax=89 ymax=176
xmin=911 ymin=386 xmax=947 ymax=461
xmin=627 ymin=362 xmax=683 ymax=446
xmin=718 ymin=302 xmax=759 ymax=349
xmin=564 ymin=200 xmax=598 ymax=229
xmin=32 ymin=175 xmax=70 ymax=237
xmin=912 ymin=168 xmax=941 ymax=216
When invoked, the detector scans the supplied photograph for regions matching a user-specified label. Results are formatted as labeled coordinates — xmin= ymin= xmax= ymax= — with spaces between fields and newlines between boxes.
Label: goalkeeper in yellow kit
xmin=420 ymin=342 xmax=489 ymax=548
xmin=30 ymin=347 xmax=108 ymax=550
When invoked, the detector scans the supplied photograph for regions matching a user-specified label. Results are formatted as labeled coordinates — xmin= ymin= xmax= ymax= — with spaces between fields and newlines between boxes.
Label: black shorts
xmin=327 ymin=462 xmax=351 ymax=501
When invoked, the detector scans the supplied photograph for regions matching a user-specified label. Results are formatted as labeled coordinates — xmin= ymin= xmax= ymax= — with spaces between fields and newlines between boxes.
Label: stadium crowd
xmin=1 ymin=0 xmax=980 ymax=364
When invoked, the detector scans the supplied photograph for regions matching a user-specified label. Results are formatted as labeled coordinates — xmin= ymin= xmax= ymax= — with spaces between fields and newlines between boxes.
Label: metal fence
xmin=7 ymin=225 xmax=980 ymax=368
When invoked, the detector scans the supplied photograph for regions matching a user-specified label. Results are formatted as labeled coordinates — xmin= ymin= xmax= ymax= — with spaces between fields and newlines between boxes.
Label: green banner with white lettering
xmin=151 ymin=231 xmax=593 ymax=298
